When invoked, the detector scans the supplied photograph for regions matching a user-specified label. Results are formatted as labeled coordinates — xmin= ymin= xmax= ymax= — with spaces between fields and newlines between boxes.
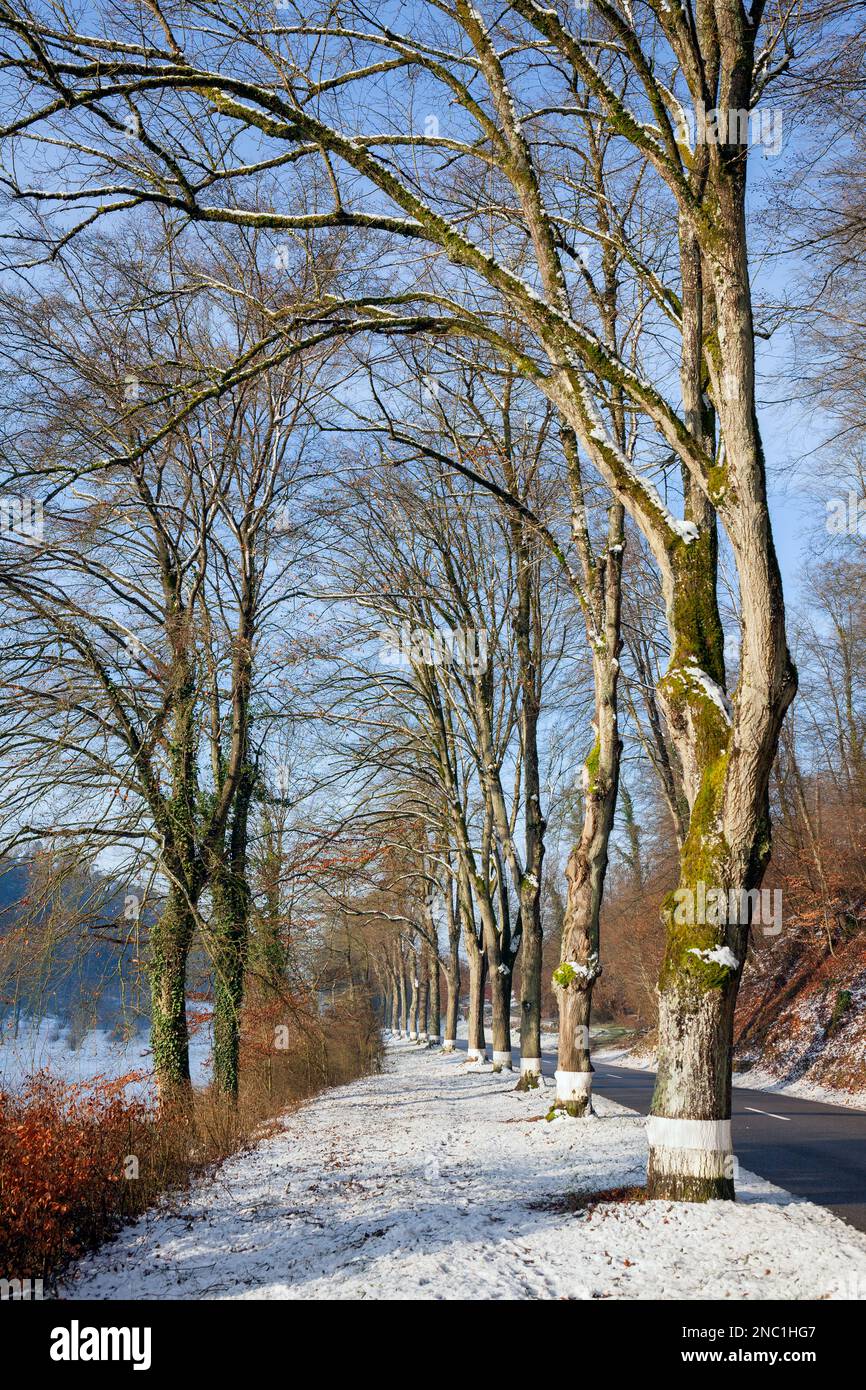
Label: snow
xmin=683 ymin=664 xmax=733 ymax=721
xmin=60 ymin=1040 xmax=866 ymax=1300
xmin=0 ymin=1014 xmax=212 ymax=1096
xmin=560 ymin=958 xmax=599 ymax=980
xmin=688 ymin=945 xmax=740 ymax=970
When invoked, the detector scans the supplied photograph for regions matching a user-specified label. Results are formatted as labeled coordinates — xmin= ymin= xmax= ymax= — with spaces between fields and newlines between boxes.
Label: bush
xmin=0 ymin=1071 xmax=151 ymax=1281
xmin=0 ymin=993 xmax=382 ymax=1288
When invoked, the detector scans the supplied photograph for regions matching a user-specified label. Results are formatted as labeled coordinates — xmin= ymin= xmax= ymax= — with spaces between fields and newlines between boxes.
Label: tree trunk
xmin=149 ymin=888 xmax=195 ymax=1095
xmin=409 ymin=964 xmax=419 ymax=1041
xmin=397 ymin=961 xmax=408 ymax=1037
xmin=210 ymin=866 xmax=250 ymax=1098
xmin=646 ymin=498 xmax=795 ymax=1196
xmin=648 ymin=964 xmax=739 ymax=1200
xmin=554 ymin=715 xmax=620 ymax=1113
xmin=427 ymin=944 xmax=441 ymax=1044
xmin=481 ymin=902 xmax=512 ymax=1069
xmin=417 ymin=962 xmax=430 ymax=1043
xmin=554 ymin=498 xmax=623 ymax=1116
xmin=208 ymin=764 xmax=254 ymax=1100
xmin=442 ymin=885 xmax=461 ymax=1050
xmin=517 ymin=886 xmax=542 ymax=1087
xmin=389 ymin=980 xmax=399 ymax=1033
xmin=466 ymin=940 xmax=487 ymax=1060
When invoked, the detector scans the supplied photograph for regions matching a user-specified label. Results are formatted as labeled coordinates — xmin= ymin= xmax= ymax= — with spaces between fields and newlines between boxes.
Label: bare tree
xmin=0 ymin=223 xmax=343 ymax=1095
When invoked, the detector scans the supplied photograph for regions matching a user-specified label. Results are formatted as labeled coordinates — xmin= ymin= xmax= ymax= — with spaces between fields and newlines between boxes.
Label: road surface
xmin=454 ymin=1040 xmax=866 ymax=1232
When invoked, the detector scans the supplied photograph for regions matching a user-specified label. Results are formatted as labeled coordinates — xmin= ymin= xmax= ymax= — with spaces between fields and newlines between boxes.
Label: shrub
xmin=0 ymin=993 xmax=382 ymax=1288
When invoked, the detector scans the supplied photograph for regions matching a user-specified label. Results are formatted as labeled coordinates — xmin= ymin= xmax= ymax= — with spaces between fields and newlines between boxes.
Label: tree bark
xmin=417 ymin=957 xmax=430 ymax=1043
xmin=408 ymin=959 xmax=419 ymax=1041
xmin=465 ymin=936 xmax=487 ymax=1060
xmin=210 ymin=868 xmax=250 ymax=1098
xmin=480 ymin=895 xmax=513 ymax=1069
xmin=397 ymin=957 xmax=408 ymax=1037
xmin=553 ymin=628 xmax=622 ymax=1115
xmin=149 ymin=887 xmax=196 ymax=1095
xmin=388 ymin=973 xmax=399 ymax=1033
xmin=442 ymin=883 xmax=461 ymax=1051
xmin=645 ymin=185 xmax=797 ymax=1197
xmin=517 ymin=910 xmax=542 ymax=1086
xmin=427 ymin=943 xmax=441 ymax=1044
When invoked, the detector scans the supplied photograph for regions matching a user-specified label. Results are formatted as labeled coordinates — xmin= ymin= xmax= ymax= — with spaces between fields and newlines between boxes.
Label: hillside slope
xmin=735 ymin=925 xmax=866 ymax=1100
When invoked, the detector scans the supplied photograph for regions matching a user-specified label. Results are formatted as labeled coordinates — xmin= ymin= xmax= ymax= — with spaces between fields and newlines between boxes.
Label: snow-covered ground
xmin=0 ymin=1014 xmax=212 ymax=1094
xmin=60 ymin=1038 xmax=866 ymax=1301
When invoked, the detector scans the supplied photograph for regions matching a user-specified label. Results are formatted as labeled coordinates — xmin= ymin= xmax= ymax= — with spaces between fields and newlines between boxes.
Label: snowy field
xmin=0 ymin=1014 xmax=212 ymax=1094
xmin=60 ymin=1038 xmax=866 ymax=1301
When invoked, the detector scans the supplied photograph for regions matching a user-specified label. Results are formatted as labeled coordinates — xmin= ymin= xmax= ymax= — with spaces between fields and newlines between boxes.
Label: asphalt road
xmin=454 ymin=1039 xmax=866 ymax=1232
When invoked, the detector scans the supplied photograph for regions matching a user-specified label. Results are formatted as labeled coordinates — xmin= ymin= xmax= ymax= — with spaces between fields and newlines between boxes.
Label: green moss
xmin=829 ymin=989 xmax=853 ymax=1034
xmin=584 ymin=737 xmax=601 ymax=794
xmin=552 ymin=962 xmax=579 ymax=989
xmin=658 ymin=749 xmax=733 ymax=995
xmin=706 ymin=462 xmax=734 ymax=507
xmin=666 ymin=529 xmax=726 ymax=687
xmin=547 ymin=1098 xmax=590 ymax=1119
xmin=648 ymin=1170 xmax=735 ymax=1202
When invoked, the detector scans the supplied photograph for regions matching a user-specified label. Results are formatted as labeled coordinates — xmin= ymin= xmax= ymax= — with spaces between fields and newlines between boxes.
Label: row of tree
xmin=0 ymin=0 xmax=863 ymax=1204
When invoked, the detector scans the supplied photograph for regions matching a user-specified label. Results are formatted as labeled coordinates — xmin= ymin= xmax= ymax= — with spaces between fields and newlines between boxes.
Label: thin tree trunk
xmin=427 ymin=943 xmax=441 ymax=1044
xmin=481 ymin=899 xmax=512 ymax=1069
xmin=397 ymin=960 xmax=408 ymax=1037
xmin=409 ymin=961 xmax=419 ymax=1041
xmin=442 ymin=884 xmax=461 ymax=1051
xmin=209 ymin=762 xmax=254 ymax=1099
xmin=417 ymin=957 xmax=430 ymax=1043
xmin=553 ymin=631 xmax=621 ymax=1115
xmin=504 ymin=430 xmax=546 ymax=1086
xmin=517 ymin=914 xmax=542 ymax=1086
xmin=389 ymin=974 xmax=399 ymax=1032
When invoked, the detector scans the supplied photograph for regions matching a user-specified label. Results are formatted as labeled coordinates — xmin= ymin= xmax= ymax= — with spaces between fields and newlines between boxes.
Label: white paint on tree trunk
xmin=555 ymin=1069 xmax=593 ymax=1100
xmin=493 ymin=1051 xmax=513 ymax=1066
xmin=520 ymin=1057 xmax=542 ymax=1074
xmin=646 ymin=1116 xmax=732 ymax=1151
